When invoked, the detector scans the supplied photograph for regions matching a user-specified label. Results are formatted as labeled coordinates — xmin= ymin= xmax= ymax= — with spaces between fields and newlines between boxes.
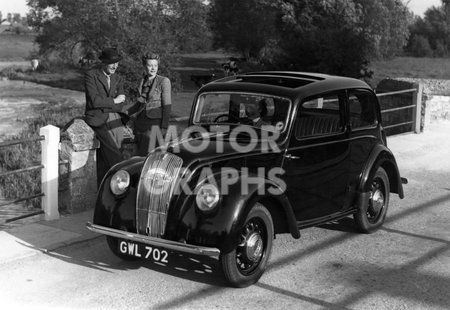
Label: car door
xmin=283 ymin=91 xmax=350 ymax=222
xmin=347 ymin=89 xmax=381 ymax=195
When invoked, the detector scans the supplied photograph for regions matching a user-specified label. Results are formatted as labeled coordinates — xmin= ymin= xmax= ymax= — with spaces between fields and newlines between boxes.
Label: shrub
xmin=0 ymin=67 xmax=21 ymax=79
xmin=11 ymin=24 xmax=31 ymax=35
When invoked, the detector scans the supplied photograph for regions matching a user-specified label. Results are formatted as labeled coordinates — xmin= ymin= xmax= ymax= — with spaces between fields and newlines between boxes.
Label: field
xmin=0 ymin=31 xmax=37 ymax=61
xmin=369 ymin=57 xmax=450 ymax=88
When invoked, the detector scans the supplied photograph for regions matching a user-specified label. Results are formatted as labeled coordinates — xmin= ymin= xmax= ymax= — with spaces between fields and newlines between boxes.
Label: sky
xmin=0 ymin=0 xmax=445 ymax=18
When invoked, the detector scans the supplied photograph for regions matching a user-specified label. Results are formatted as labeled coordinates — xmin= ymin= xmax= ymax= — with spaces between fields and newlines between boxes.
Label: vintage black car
xmin=87 ymin=71 xmax=406 ymax=287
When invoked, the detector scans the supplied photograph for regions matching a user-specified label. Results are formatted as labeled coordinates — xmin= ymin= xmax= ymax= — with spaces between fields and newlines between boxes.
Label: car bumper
xmin=86 ymin=222 xmax=221 ymax=257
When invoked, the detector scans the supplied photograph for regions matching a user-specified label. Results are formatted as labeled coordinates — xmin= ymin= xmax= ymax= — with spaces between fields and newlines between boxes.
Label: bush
xmin=11 ymin=24 xmax=31 ymax=35
xmin=0 ymin=67 xmax=21 ymax=79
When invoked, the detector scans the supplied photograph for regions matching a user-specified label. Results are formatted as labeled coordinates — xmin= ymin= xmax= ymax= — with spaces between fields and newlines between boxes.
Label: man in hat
xmin=84 ymin=47 xmax=128 ymax=186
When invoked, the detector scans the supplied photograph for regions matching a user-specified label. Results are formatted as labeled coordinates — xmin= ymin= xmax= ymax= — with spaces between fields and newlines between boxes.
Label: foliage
xmin=26 ymin=0 xmax=212 ymax=93
xmin=208 ymin=0 xmax=277 ymax=60
xmin=0 ymin=103 xmax=84 ymax=209
xmin=407 ymin=34 xmax=434 ymax=57
xmin=353 ymin=0 xmax=413 ymax=59
xmin=405 ymin=1 xmax=450 ymax=57
xmin=269 ymin=0 xmax=373 ymax=78
xmin=10 ymin=24 xmax=32 ymax=35
xmin=208 ymin=0 xmax=411 ymax=79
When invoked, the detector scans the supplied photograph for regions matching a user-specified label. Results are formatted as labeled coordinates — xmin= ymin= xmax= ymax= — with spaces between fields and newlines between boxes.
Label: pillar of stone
xmin=59 ymin=118 xmax=99 ymax=213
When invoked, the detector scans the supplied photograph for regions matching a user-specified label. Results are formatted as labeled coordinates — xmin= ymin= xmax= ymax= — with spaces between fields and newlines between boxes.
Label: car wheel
xmin=219 ymin=203 xmax=274 ymax=288
xmin=106 ymin=236 xmax=140 ymax=261
xmin=354 ymin=167 xmax=390 ymax=233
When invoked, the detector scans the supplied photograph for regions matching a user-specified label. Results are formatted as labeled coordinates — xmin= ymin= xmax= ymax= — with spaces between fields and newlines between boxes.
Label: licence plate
xmin=118 ymin=240 xmax=169 ymax=263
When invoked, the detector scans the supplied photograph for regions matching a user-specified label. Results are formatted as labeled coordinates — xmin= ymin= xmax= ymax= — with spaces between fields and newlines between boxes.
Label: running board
xmin=296 ymin=209 xmax=356 ymax=229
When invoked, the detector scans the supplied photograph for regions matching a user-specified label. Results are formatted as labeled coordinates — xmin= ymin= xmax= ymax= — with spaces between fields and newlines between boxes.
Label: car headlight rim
xmin=195 ymin=183 xmax=220 ymax=212
xmin=110 ymin=170 xmax=130 ymax=196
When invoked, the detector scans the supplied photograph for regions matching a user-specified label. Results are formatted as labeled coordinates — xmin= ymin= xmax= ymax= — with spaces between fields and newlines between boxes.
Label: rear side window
xmin=295 ymin=92 xmax=344 ymax=139
xmin=348 ymin=90 xmax=378 ymax=129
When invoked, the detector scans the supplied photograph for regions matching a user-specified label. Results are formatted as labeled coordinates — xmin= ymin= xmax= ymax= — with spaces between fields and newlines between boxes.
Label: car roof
xmin=199 ymin=71 xmax=373 ymax=100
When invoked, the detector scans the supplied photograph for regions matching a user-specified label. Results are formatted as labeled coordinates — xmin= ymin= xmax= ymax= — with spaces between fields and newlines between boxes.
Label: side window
xmin=295 ymin=92 xmax=344 ymax=139
xmin=348 ymin=90 xmax=378 ymax=129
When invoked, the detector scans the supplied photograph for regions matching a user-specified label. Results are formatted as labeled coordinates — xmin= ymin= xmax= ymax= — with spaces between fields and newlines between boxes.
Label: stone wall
xmin=426 ymin=95 xmax=450 ymax=123
xmin=58 ymin=118 xmax=137 ymax=214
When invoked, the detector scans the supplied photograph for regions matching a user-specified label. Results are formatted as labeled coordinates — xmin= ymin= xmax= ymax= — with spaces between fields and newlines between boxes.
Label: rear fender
xmin=359 ymin=144 xmax=404 ymax=199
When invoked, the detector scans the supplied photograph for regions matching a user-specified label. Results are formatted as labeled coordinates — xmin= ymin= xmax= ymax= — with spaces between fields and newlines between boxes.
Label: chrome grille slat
xmin=136 ymin=152 xmax=183 ymax=237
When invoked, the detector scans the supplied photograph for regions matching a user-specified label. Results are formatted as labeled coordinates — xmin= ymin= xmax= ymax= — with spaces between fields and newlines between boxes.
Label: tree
xmin=405 ymin=2 xmax=450 ymax=56
xmin=270 ymin=0 xmax=373 ymax=78
xmin=26 ymin=0 xmax=211 ymax=92
xmin=13 ymin=13 xmax=22 ymax=23
xmin=208 ymin=0 xmax=411 ymax=78
xmin=354 ymin=0 xmax=412 ymax=59
xmin=208 ymin=0 xmax=278 ymax=60
xmin=407 ymin=34 xmax=434 ymax=57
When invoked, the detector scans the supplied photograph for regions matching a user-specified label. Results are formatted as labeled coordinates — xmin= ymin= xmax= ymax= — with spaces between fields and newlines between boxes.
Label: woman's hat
xmin=99 ymin=48 xmax=122 ymax=64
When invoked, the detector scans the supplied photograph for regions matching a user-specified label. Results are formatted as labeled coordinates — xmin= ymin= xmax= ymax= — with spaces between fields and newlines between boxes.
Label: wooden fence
xmin=377 ymin=84 xmax=423 ymax=135
xmin=0 ymin=125 xmax=60 ymax=224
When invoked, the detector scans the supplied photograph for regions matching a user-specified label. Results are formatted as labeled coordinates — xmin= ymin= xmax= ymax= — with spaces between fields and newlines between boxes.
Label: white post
xmin=414 ymin=83 xmax=424 ymax=134
xmin=40 ymin=125 xmax=60 ymax=220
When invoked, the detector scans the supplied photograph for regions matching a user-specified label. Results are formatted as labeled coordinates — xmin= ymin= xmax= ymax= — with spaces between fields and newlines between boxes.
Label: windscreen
xmin=193 ymin=92 xmax=291 ymax=132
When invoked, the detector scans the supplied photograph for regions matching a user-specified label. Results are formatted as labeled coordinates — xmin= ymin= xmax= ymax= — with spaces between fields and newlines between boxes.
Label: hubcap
xmin=367 ymin=179 xmax=385 ymax=222
xmin=245 ymin=233 xmax=263 ymax=262
xmin=236 ymin=219 xmax=266 ymax=275
xmin=371 ymin=189 xmax=384 ymax=214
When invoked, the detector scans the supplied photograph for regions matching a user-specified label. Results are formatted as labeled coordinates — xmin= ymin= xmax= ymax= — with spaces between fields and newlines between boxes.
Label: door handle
xmin=284 ymin=154 xmax=300 ymax=160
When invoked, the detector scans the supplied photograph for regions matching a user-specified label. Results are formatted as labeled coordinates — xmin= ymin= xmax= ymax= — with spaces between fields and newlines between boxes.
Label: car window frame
xmin=293 ymin=90 xmax=347 ymax=141
xmin=346 ymin=88 xmax=380 ymax=131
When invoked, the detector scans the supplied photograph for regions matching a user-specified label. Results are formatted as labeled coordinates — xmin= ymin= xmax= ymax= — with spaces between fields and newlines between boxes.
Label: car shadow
xmin=36 ymin=235 xmax=228 ymax=287
xmin=138 ymin=249 xmax=228 ymax=287
xmin=318 ymin=216 xmax=359 ymax=233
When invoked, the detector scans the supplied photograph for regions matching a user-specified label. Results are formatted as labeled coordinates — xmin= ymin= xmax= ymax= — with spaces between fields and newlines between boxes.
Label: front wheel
xmin=354 ymin=167 xmax=390 ymax=233
xmin=219 ymin=203 xmax=274 ymax=288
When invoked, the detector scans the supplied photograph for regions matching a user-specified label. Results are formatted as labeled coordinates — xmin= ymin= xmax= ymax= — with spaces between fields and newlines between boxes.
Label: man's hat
xmin=99 ymin=48 xmax=122 ymax=64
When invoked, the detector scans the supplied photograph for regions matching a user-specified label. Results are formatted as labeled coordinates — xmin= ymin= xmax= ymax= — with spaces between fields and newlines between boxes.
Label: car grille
xmin=136 ymin=152 xmax=183 ymax=237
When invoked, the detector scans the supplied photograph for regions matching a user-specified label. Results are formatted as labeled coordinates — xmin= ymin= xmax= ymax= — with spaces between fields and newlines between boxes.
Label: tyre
xmin=219 ymin=203 xmax=274 ymax=288
xmin=354 ymin=167 xmax=390 ymax=233
xmin=106 ymin=236 xmax=140 ymax=261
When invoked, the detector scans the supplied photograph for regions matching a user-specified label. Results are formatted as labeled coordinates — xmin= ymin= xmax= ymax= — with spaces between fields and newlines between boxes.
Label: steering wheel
xmin=213 ymin=114 xmax=229 ymax=123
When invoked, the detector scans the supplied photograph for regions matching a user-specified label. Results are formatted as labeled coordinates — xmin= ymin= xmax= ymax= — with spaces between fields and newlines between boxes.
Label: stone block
xmin=61 ymin=118 xmax=99 ymax=151
xmin=59 ymin=118 xmax=99 ymax=214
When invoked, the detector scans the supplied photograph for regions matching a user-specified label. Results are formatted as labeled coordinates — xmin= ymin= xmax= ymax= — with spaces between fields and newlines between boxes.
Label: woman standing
xmin=129 ymin=53 xmax=172 ymax=156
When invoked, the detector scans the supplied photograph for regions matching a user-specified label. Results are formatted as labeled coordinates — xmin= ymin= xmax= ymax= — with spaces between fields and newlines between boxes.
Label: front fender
xmin=173 ymin=172 xmax=299 ymax=254
xmin=93 ymin=157 xmax=145 ymax=229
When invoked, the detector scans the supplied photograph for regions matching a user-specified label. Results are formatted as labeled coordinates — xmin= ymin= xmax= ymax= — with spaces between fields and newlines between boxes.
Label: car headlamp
xmin=110 ymin=170 xmax=130 ymax=195
xmin=195 ymin=183 xmax=220 ymax=212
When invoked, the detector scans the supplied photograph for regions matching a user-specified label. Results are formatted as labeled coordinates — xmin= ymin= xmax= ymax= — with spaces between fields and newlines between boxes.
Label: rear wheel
xmin=354 ymin=167 xmax=390 ymax=233
xmin=219 ymin=203 xmax=274 ymax=287
xmin=106 ymin=236 xmax=140 ymax=261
